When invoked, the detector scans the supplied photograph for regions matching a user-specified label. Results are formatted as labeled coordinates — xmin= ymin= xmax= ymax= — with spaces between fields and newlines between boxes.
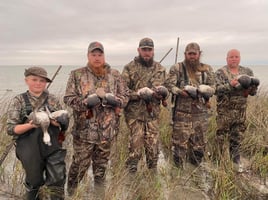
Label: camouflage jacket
xmin=215 ymin=65 xmax=256 ymax=111
xmin=7 ymin=90 xmax=62 ymax=137
xmin=64 ymin=64 xmax=129 ymax=135
xmin=165 ymin=61 xmax=215 ymax=114
xmin=121 ymin=57 xmax=166 ymax=122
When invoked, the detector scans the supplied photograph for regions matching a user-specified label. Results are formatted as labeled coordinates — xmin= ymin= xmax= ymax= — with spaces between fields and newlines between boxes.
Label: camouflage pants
xmin=125 ymin=119 xmax=159 ymax=172
xmin=216 ymin=108 xmax=246 ymax=162
xmin=172 ymin=111 xmax=208 ymax=166
xmin=67 ymin=135 xmax=111 ymax=193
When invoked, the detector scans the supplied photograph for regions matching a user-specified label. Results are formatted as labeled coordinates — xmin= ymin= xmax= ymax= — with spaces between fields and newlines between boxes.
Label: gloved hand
xmin=102 ymin=93 xmax=121 ymax=107
xmin=84 ymin=93 xmax=101 ymax=108
xmin=184 ymin=85 xmax=198 ymax=99
xmin=137 ymin=87 xmax=154 ymax=102
xmin=153 ymin=86 xmax=169 ymax=100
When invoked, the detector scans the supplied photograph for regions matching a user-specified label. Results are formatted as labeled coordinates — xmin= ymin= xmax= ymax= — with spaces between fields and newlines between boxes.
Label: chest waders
xmin=172 ymin=63 xmax=206 ymax=116
xmin=16 ymin=92 xmax=66 ymax=200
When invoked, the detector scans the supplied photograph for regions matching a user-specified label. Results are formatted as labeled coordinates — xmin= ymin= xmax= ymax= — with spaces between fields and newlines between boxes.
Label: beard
xmin=185 ymin=58 xmax=200 ymax=71
xmin=138 ymin=55 xmax=154 ymax=67
xmin=88 ymin=63 xmax=106 ymax=77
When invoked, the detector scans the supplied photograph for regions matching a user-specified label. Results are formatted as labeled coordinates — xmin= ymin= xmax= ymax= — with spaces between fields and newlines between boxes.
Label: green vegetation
xmin=0 ymin=91 xmax=267 ymax=199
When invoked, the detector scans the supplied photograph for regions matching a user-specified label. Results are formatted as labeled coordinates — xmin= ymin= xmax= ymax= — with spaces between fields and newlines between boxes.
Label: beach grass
xmin=0 ymin=91 xmax=267 ymax=199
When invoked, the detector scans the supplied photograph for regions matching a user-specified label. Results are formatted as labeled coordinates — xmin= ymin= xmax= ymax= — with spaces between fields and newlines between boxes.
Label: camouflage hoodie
xmin=215 ymin=65 xmax=256 ymax=111
xmin=64 ymin=63 xmax=129 ymax=141
xmin=165 ymin=61 xmax=215 ymax=114
xmin=122 ymin=57 xmax=166 ymax=122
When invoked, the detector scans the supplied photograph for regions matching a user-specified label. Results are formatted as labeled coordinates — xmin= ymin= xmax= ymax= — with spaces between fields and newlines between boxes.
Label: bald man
xmin=215 ymin=49 xmax=259 ymax=170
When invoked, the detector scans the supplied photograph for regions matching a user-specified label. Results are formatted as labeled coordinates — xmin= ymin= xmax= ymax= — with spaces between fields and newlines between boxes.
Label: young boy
xmin=6 ymin=66 xmax=68 ymax=200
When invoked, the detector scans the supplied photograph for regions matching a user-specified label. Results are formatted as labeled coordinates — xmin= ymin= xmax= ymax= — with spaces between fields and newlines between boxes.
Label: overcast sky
xmin=1 ymin=0 xmax=268 ymax=68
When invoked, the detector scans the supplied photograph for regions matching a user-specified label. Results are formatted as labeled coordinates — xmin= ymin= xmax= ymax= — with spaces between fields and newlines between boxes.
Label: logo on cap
xmin=139 ymin=38 xmax=154 ymax=49
xmin=88 ymin=41 xmax=104 ymax=53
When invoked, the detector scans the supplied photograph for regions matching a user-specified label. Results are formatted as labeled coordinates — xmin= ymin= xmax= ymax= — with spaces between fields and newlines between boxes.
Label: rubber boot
xmin=229 ymin=142 xmax=240 ymax=164
xmin=48 ymin=186 xmax=65 ymax=200
xmin=24 ymin=183 xmax=40 ymax=200
xmin=189 ymin=150 xmax=204 ymax=166
xmin=126 ymin=159 xmax=138 ymax=173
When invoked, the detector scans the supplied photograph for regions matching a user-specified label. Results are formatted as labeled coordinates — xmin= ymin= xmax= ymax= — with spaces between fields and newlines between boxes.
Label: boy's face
xmin=25 ymin=75 xmax=47 ymax=96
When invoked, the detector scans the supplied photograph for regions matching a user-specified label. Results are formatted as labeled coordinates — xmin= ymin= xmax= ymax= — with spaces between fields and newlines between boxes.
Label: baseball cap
xmin=24 ymin=66 xmax=52 ymax=82
xmin=185 ymin=42 xmax=200 ymax=53
xmin=88 ymin=41 xmax=104 ymax=53
xmin=139 ymin=38 xmax=154 ymax=49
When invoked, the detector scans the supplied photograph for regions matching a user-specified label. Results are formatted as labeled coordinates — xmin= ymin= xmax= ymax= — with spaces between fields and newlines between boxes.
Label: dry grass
xmin=0 ymin=91 xmax=268 ymax=199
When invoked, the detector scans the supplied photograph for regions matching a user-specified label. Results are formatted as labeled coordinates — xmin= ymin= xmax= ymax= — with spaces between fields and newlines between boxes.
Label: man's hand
xmin=153 ymin=86 xmax=169 ymax=100
xmin=29 ymin=120 xmax=38 ymax=128
xmin=230 ymin=78 xmax=239 ymax=87
xmin=95 ymin=87 xmax=106 ymax=98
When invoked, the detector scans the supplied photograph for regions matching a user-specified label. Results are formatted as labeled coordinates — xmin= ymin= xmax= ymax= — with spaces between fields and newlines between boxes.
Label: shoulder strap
xmin=201 ymin=72 xmax=205 ymax=84
xmin=181 ymin=63 xmax=189 ymax=85
xmin=21 ymin=92 xmax=32 ymax=115
xmin=21 ymin=92 xmax=32 ymax=123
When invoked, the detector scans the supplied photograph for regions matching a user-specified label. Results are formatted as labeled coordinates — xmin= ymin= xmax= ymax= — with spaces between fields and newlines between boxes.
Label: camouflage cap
xmin=139 ymin=37 xmax=154 ymax=49
xmin=24 ymin=66 xmax=52 ymax=82
xmin=88 ymin=41 xmax=104 ymax=53
xmin=185 ymin=42 xmax=200 ymax=53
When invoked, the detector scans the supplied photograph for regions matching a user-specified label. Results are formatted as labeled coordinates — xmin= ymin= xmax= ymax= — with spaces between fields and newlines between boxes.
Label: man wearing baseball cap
xmin=87 ymin=41 xmax=104 ymax=53
xmin=64 ymin=41 xmax=129 ymax=196
xmin=122 ymin=37 xmax=167 ymax=173
xmin=165 ymin=42 xmax=215 ymax=168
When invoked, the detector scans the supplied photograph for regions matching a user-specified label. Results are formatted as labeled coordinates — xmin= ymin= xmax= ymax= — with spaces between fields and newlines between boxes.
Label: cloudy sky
xmin=1 ymin=0 xmax=268 ymax=68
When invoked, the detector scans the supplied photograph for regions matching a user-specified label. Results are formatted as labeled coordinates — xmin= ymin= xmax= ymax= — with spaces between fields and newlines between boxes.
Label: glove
xmin=184 ymin=85 xmax=198 ymax=99
xmin=198 ymin=85 xmax=215 ymax=100
xmin=84 ymin=93 xmax=101 ymax=108
xmin=153 ymin=86 xmax=169 ymax=100
xmin=137 ymin=87 xmax=154 ymax=102
xmin=102 ymin=93 xmax=121 ymax=107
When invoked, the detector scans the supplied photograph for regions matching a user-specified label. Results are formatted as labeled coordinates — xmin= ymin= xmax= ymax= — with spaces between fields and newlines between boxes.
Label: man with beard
xmin=64 ymin=41 xmax=129 ymax=196
xmin=165 ymin=42 xmax=215 ymax=168
xmin=122 ymin=37 xmax=167 ymax=173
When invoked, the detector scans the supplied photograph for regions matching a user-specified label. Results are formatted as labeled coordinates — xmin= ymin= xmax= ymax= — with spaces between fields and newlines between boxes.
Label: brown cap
xmin=139 ymin=37 xmax=154 ymax=49
xmin=88 ymin=41 xmax=104 ymax=53
xmin=185 ymin=42 xmax=200 ymax=53
xmin=24 ymin=67 xmax=52 ymax=82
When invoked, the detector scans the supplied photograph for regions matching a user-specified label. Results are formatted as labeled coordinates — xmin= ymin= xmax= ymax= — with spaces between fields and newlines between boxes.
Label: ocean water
xmin=0 ymin=65 xmax=267 ymax=97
